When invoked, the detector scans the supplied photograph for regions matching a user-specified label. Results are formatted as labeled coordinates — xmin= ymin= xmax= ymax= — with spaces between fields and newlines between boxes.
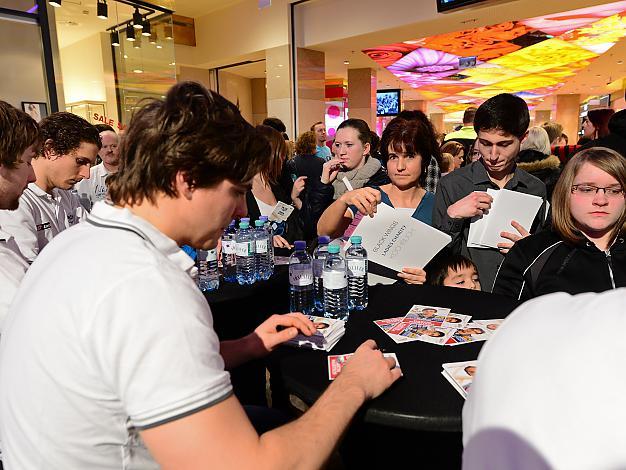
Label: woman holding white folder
xmin=493 ymin=147 xmax=626 ymax=300
xmin=317 ymin=118 xmax=436 ymax=284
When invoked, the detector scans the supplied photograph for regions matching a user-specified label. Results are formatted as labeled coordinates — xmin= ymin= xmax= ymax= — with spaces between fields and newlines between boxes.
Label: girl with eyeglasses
xmin=493 ymin=147 xmax=626 ymax=300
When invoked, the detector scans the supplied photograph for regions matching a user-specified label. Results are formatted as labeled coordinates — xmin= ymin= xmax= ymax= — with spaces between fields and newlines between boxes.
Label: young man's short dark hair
xmin=262 ymin=117 xmax=286 ymax=134
xmin=94 ymin=124 xmax=115 ymax=133
xmin=0 ymin=101 xmax=40 ymax=168
xmin=310 ymin=121 xmax=323 ymax=131
xmin=473 ymin=93 xmax=529 ymax=139
xmin=463 ymin=107 xmax=477 ymax=125
xmin=40 ymin=112 xmax=101 ymax=157
xmin=108 ymin=81 xmax=271 ymax=205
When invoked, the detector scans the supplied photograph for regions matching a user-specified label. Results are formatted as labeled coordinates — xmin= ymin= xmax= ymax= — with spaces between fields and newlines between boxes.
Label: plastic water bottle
xmin=236 ymin=221 xmax=256 ymax=285
xmin=312 ymin=235 xmax=331 ymax=312
xmin=196 ymin=248 xmax=220 ymax=291
xmin=289 ymin=241 xmax=313 ymax=314
xmin=259 ymin=215 xmax=274 ymax=271
xmin=221 ymin=220 xmax=237 ymax=283
xmin=346 ymin=235 xmax=368 ymax=310
xmin=323 ymin=244 xmax=349 ymax=321
xmin=254 ymin=220 xmax=272 ymax=280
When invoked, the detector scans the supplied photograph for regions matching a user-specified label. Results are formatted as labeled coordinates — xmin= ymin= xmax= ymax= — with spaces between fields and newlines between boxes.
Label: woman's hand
xmin=290 ymin=176 xmax=306 ymax=210
xmin=321 ymin=158 xmax=342 ymax=185
xmin=397 ymin=267 xmax=427 ymax=284
xmin=339 ymin=187 xmax=381 ymax=217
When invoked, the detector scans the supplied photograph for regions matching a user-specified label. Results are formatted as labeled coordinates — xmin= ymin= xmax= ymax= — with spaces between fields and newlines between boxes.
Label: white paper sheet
xmin=351 ymin=203 xmax=451 ymax=273
xmin=467 ymin=189 xmax=543 ymax=249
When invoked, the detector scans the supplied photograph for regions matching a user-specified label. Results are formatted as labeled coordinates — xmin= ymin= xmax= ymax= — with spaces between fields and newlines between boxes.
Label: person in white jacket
xmin=0 ymin=111 xmax=100 ymax=261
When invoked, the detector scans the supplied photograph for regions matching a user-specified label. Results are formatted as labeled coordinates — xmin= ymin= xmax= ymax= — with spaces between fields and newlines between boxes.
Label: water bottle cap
xmin=239 ymin=221 xmax=249 ymax=229
xmin=350 ymin=235 xmax=362 ymax=244
xmin=318 ymin=235 xmax=330 ymax=244
xmin=259 ymin=215 xmax=269 ymax=221
xmin=241 ymin=217 xmax=250 ymax=222
xmin=255 ymin=220 xmax=264 ymax=227
xmin=294 ymin=240 xmax=306 ymax=251
xmin=328 ymin=244 xmax=340 ymax=254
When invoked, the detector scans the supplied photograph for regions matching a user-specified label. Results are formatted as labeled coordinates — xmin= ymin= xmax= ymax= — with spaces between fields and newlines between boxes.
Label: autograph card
xmin=328 ymin=352 xmax=400 ymax=380
xmin=445 ymin=323 xmax=491 ymax=346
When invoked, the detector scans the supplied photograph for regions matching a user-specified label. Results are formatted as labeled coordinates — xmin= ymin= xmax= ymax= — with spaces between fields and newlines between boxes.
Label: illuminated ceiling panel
xmin=364 ymin=0 xmax=626 ymax=107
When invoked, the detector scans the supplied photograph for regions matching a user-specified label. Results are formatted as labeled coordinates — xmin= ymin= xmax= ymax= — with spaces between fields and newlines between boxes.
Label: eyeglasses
xmin=571 ymin=184 xmax=625 ymax=197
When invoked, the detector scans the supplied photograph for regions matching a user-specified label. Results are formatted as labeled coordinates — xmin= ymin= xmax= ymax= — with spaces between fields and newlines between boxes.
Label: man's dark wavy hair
xmin=108 ymin=81 xmax=271 ymax=205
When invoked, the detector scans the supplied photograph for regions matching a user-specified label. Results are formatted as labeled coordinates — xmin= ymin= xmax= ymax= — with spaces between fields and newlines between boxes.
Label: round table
xmin=275 ymin=282 xmax=521 ymax=432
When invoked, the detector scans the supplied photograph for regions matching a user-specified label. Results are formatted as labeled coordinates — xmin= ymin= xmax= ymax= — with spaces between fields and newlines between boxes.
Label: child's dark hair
xmin=428 ymin=254 xmax=477 ymax=286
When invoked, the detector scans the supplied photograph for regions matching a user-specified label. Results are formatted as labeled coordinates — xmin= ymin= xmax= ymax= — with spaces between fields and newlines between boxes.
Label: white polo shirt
xmin=463 ymin=289 xmax=626 ymax=470
xmin=0 ymin=228 xmax=28 ymax=332
xmin=0 ymin=183 xmax=86 ymax=262
xmin=0 ymin=201 xmax=232 ymax=468
xmin=75 ymin=162 xmax=109 ymax=210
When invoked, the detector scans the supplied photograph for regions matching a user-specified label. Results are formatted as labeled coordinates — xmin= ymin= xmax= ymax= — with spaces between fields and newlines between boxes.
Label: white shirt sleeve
xmin=0 ymin=197 xmax=40 ymax=263
xmin=87 ymin=265 xmax=232 ymax=429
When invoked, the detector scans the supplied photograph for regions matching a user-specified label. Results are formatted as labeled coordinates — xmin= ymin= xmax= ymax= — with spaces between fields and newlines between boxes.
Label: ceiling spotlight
xmin=142 ymin=19 xmax=151 ymax=36
xmin=343 ymin=60 xmax=350 ymax=65
xmin=97 ymin=0 xmax=107 ymax=19
xmin=133 ymin=8 xmax=143 ymax=29
xmin=110 ymin=30 xmax=120 ymax=47
xmin=155 ymin=44 xmax=163 ymax=49
xmin=49 ymin=0 xmax=61 ymax=6
xmin=126 ymin=23 xmax=135 ymax=41
xmin=133 ymin=69 xmax=143 ymax=74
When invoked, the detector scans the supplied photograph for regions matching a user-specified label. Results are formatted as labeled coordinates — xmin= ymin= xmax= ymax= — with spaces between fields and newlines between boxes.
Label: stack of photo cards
xmin=285 ymin=315 xmax=345 ymax=351
xmin=328 ymin=352 xmax=400 ymax=380
xmin=441 ymin=360 xmax=478 ymax=399
xmin=374 ymin=304 xmax=501 ymax=347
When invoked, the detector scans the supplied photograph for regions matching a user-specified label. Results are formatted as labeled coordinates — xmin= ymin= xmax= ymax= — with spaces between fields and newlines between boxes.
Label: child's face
xmin=443 ymin=265 xmax=481 ymax=291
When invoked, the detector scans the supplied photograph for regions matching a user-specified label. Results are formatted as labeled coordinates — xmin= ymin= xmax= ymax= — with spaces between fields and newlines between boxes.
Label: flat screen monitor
xmin=377 ymin=90 xmax=400 ymax=116
xmin=437 ymin=0 xmax=486 ymax=13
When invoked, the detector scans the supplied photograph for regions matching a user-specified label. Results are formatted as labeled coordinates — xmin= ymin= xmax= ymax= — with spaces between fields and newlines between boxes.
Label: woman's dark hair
xmin=427 ymin=254 xmax=477 ymax=286
xmin=379 ymin=118 xmax=435 ymax=187
xmin=257 ymin=125 xmax=288 ymax=185
xmin=336 ymin=119 xmax=372 ymax=148
xmin=39 ymin=112 xmax=101 ymax=158
xmin=0 ymin=100 xmax=41 ymax=168
xmin=295 ymin=131 xmax=316 ymax=156
xmin=587 ymin=108 xmax=615 ymax=139
xmin=474 ymin=93 xmax=530 ymax=139
xmin=95 ymin=124 xmax=115 ymax=133
xmin=369 ymin=131 xmax=380 ymax=154
xmin=396 ymin=109 xmax=441 ymax=165
xmin=108 ymin=81 xmax=271 ymax=205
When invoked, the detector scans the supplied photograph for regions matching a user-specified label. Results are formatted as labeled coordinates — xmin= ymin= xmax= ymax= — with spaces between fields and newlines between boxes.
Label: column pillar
xmin=429 ymin=112 xmax=445 ymax=135
xmin=295 ymin=48 xmax=325 ymax=136
xmin=534 ymin=109 xmax=551 ymax=126
xmin=403 ymin=100 xmax=427 ymax=112
xmin=251 ymin=78 xmax=267 ymax=126
xmin=555 ymin=94 xmax=581 ymax=144
xmin=347 ymin=68 xmax=376 ymax=129
xmin=266 ymin=45 xmax=294 ymax=139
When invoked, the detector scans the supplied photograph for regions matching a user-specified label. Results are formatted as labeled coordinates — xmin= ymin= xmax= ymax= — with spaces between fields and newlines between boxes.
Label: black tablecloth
xmin=275 ymin=282 xmax=521 ymax=432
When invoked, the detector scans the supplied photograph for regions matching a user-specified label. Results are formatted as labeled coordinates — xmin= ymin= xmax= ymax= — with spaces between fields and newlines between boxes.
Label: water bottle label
xmin=323 ymin=270 xmax=348 ymax=289
xmin=348 ymin=259 xmax=366 ymax=277
xmin=207 ymin=249 xmax=218 ymax=262
xmin=312 ymin=259 xmax=324 ymax=277
xmin=222 ymin=240 xmax=236 ymax=254
xmin=236 ymin=241 xmax=253 ymax=257
xmin=256 ymin=239 xmax=268 ymax=254
xmin=289 ymin=267 xmax=313 ymax=286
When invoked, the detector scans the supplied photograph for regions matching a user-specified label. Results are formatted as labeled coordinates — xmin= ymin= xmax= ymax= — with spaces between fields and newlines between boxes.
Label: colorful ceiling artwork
xmin=364 ymin=1 xmax=626 ymax=109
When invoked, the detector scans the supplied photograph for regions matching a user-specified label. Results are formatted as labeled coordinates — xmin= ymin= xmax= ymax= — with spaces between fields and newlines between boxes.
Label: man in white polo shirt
xmin=0 ymin=112 xmax=100 ymax=262
xmin=0 ymin=101 xmax=38 ymax=329
xmin=0 ymin=82 xmax=401 ymax=469
xmin=463 ymin=289 xmax=626 ymax=469
xmin=76 ymin=123 xmax=120 ymax=210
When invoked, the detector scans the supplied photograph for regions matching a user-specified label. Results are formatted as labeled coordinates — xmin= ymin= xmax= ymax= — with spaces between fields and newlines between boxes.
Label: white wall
xmin=219 ymin=71 xmax=253 ymax=123
xmin=59 ymin=33 xmax=107 ymax=105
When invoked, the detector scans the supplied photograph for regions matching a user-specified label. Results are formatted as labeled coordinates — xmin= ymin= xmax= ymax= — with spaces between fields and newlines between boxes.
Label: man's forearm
xmin=220 ymin=334 xmax=263 ymax=370
xmin=257 ymin=374 xmax=367 ymax=470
